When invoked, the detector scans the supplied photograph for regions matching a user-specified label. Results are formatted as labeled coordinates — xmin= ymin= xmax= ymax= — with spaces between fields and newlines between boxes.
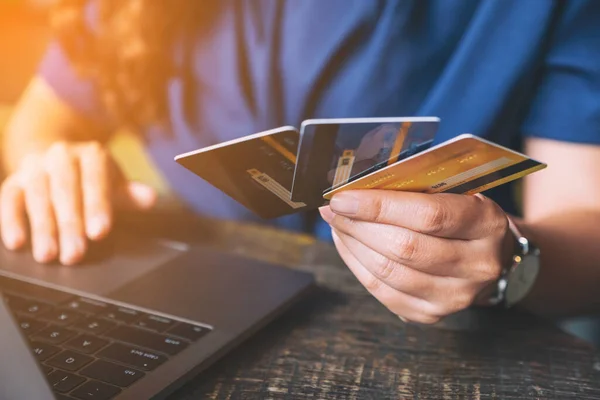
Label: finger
xmin=321 ymin=206 xmax=464 ymax=275
xmin=78 ymin=142 xmax=112 ymax=241
xmin=122 ymin=181 xmax=157 ymax=210
xmin=332 ymin=229 xmax=443 ymax=324
xmin=45 ymin=143 xmax=86 ymax=265
xmin=328 ymin=190 xmax=507 ymax=240
xmin=335 ymin=229 xmax=475 ymax=313
xmin=0 ymin=177 xmax=27 ymax=250
xmin=20 ymin=165 xmax=58 ymax=263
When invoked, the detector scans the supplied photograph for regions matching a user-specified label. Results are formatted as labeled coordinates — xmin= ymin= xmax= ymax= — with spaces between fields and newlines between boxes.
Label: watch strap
xmin=486 ymin=215 xmax=527 ymax=307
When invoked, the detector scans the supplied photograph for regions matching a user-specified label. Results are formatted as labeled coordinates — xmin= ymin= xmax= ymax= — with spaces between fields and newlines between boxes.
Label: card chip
xmin=247 ymin=169 xmax=306 ymax=209
xmin=331 ymin=150 xmax=355 ymax=189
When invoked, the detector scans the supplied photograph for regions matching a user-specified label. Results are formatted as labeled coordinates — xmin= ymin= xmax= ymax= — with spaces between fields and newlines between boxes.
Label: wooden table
xmin=120 ymin=211 xmax=600 ymax=399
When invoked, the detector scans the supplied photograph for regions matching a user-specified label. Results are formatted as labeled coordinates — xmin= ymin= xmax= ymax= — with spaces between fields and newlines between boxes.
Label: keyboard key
xmin=0 ymin=276 xmax=73 ymax=304
xmin=30 ymin=341 xmax=61 ymax=361
xmin=65 ymin=334 xmax=109 ymax=355
xmin=167 ymin=323 xmax=210 ymax=341
xmin=133 ymin=314 xmax=175 ymax=332
xmin=47 ymin=350 xmax=94 ymax=372
xmin=6 ymin=295 xmax=52 ymax=316
xmin=71 ymin=381 xmax=121 ymax=400
xmin=97 ymin=343 xmax=167 ymax=371
xmin=81 ymin=360 xmax=144 ymax=387
xmin=32 ymin=325 xmax=76 ymax=344
xmin=47 ymin=370 xmax=86 ymax=393
xmin=104 ymin=325 xmax=188 ymax=356
xmin=40 ymin=308 xmax=84 ymax=326
xmin=41 ymin=365 xmax=53 ymax=375
xmin=101 ymin=306 xmax=141 ymax=324
xmin=65 ymin=297 xmax=112 ymax=315
xmin=16 ymin=315 xmax=47 ymax=336
xmin=73 ymin=318 xmax=116 ymax=335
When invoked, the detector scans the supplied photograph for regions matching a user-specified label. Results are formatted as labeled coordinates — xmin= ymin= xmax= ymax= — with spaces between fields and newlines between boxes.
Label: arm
xmin=318 ymin=1 xmax=600 ymax=323
xmin=518 ymin=137 xmax=600 ymax=317
xmin=0 ymin=77 xmax=155 ymax=265
xmin=319 ymin=138 xmax=600 ymax=324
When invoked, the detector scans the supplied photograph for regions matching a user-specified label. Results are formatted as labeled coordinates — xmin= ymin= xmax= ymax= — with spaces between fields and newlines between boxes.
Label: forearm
xmin=517 ymin=210 xmax=600 ymax=317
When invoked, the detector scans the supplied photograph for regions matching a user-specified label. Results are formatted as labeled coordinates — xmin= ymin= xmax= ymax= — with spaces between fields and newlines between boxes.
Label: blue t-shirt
xmin=39 ymin=0 xmax=600 ymax=241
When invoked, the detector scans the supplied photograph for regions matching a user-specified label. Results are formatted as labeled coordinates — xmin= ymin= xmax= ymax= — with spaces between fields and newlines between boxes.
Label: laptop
xmin=0 ymin=229 xmax=314 ymax=399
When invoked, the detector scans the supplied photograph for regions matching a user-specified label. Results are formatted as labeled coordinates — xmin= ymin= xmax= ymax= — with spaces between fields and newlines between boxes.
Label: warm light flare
xmin=0 ymin=0 xmax=53 ymax=103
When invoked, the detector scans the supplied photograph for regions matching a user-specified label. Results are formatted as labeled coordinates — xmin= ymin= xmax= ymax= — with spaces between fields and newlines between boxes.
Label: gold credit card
xmin=323 ymin=134 xmax=547 ymax=200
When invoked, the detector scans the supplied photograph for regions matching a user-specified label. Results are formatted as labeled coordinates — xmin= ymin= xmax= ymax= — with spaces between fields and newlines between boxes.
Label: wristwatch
xmin=487 ymin=217 xmax=540 ymax=308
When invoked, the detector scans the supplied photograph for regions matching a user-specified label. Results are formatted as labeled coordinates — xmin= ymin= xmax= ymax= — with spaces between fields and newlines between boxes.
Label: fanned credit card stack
xmin=175 ymin=117 xmax=546 ymax=219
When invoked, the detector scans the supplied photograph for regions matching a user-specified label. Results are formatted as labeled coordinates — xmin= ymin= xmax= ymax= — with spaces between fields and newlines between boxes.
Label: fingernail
xmin=319 ymin=206 xmax=335 ymax=224
xmin=87 ymin=215 xmax=109 ymax=240
xmin=4 ymin=230 xmax=24 ymax=250
xmin=129 ymin=182 xmax=157 ymax=209
xmin=330 ymin=228 xmax=340 ymax=242
xmin=34 ymin=237 xmax=57 ymax=263
xmin=61 ymin=237 xmax=86 ymax=265
xmin=330 ymin=193 xmax=359 ymax=216
xmin=399 ymin=316 xmax=409 ymax=323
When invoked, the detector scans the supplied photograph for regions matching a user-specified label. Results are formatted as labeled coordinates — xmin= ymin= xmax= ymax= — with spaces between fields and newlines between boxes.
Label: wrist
xmin=482 ymin=216 xmax=541 ymax=308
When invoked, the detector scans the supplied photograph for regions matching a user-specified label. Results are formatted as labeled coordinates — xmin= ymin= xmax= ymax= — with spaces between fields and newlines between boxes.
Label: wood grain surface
xmin=120 ymin=211 xmax=600 ymax=400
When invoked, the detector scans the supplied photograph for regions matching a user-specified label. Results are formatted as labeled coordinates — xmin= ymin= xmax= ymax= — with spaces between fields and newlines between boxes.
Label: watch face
xmin=505 ymin=253 xmax=540 ymax=306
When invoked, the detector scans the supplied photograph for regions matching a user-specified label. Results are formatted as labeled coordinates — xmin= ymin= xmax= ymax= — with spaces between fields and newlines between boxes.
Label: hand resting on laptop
xmin=0 ymin=140 xmax=156 ymax=265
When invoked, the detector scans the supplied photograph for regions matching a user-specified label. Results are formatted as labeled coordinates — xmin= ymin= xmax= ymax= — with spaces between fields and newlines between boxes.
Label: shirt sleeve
xmin=38 ymin=40 xmax=109 ymax=124
xmin=522 ymin=0 xmax=600 ymax=145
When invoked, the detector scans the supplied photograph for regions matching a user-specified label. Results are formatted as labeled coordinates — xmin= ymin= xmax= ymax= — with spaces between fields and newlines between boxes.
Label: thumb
xmin=118 ymin=181 xmax=157 ymax=210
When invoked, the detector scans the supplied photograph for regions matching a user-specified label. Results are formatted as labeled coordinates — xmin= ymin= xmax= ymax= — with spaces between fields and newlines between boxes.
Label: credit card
xmin=323 ymin=134 xmax=546 ymax=200
xmin=174 ymin=126 xmax=307 ymax=219
xmin=291 ymin=117 xmax=439 ymax=206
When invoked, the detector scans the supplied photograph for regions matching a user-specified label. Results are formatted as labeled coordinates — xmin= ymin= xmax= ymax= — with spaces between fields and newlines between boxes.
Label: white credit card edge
xmin=323 ymin=133 xmax=544 ymax=196
xmin=299 ymin=116 xmax=441 ymax=130
xmin=173 ymin=125 xmax=299 ymax=162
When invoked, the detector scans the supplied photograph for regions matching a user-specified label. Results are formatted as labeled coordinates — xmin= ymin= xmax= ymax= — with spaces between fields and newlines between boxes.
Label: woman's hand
xmin=0 ymin=141 xmax=157 ymax=265
xmin=320 ymin=190 xmax=512 ymax=324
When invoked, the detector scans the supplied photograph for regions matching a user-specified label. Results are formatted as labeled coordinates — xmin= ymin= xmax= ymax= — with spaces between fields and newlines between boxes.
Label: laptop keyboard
xmin=0 ymin=276 xmax=211 ymax=400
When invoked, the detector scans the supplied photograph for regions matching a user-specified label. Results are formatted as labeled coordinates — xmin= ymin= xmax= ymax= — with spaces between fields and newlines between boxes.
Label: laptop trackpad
xmin=0 ymin=232 xmax=184 ymax=296
xmin=105 ymin=246 xmax=313 ymax=331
